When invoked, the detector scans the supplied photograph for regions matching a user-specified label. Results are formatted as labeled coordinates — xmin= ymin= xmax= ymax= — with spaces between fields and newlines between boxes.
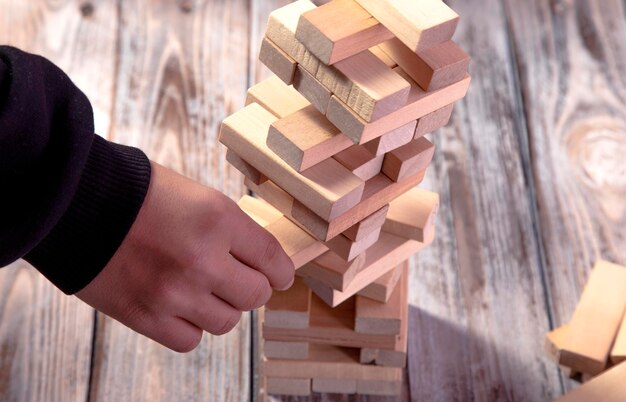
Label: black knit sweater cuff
xmin=25 ymin=135 xmax=152 ymax=294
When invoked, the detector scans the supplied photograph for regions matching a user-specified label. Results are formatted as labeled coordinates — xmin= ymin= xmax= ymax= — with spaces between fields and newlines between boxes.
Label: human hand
xmin=75 ymin=161 xmax=294 ymax=352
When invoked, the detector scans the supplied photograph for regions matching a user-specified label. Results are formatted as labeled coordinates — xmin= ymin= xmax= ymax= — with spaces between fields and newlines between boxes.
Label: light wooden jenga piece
xmin=266 ymin=378 xmax=311 ymax=396
xmin=380 ymin=39 xmax=470 ymax=91
xmin=245 ymin=75 xmax=309 ymax=119
xmin=326 ymin=74 xmax=471 ymax=144
xmin=369 ymin=45 xmax=397 ymax=68
xmin=354 ymin=0 xmax=459 ymax=52
xmin=363 ymin=120 xmax=416 ymax=156
xmin=299 ymin=251 xmax=367 ymax=291
xmin=293 ymin=65 xmax=331 ymax=114
xmin=264 ymin=341 xmax=309 ymax=360
xmin=220 ymin=103 xmax=364 ymax=221
xmin=611 ymin=315 xmax=626 ymax=364
xmin=267 ymin=105 xmax=353 ymax=172
xmin=414 ymin=104 xmax=454 ymax=138
xmin=295 ymin=0 xmax=393 ymax=65
xmin=227 ymin=150 xmax=267 ymax=185
xmin=554 ymin=361 xmax=626 ymax=402
xmin=259 ymin=37 xmax=297 ymax=85
xmin=333 ymin=145 xmax=385 ymax=181
xmin=559 ymin=260 xmax=626 ymax=375
xmin=325 ymin=227 xmax=381 ymax=261
xmin=342 ymin=204 xmax=388 ymax=242
xmin=382 ymin=187 xmax=439 ymax=242
xmin=312 ymin=378 xmax=357 ymax=394
xmin=265 ymin=277 xmax=311 ymax=329
xmin=357 ymin=262 xmax=404 ymax=303
xmin=382 ymin=137 xmax=435 ymax=182
xmin=354 ymin=263 xmax=406 ymax=335
xmin=237 ymin=195 xmax=282 ymax=227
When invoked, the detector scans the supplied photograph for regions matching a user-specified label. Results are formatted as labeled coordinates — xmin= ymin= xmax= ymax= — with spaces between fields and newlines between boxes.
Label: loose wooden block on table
xmin=326 ymin=74 xmax=471 ymax=144
xmin=382 ymin=187 xmax=440 ymax=242
xmin=298 ymin=251 xmax=367 ymax=292
xmin=610 ymin=314 xmax=626 ymax=364
xmin=264 ymin=341 xmax=309 ymax=360
xmin=363 ymin=120 xmax=416 ymax=156
xmin=414 ymin=103 xmax=454 ymax=139
xmin=382 ymin=137 xmax=435 ymax=182
xmin=219 ymin=103 xmax=364 ymax=221
xmin=357 ymin=261 xmax=404 ymax=303
xmin=259 ymin=37 xmax=297 ymax=85
xmin=333 ymin=145 xmax=384 ymax=181
xmin=266 ymin=377 xmax=311 ymax=396
xmin=265 ymin=277 xmax=311 ymax=329
xmin=380 ymin=39 xmax=470 ymax=91
xmin=354 ymin=0 xmax=459 ymax=52
xmin=227 ymin=150 xmax=267 ymax=185
xmin=267 ymin=104 xmax=353 ymax=172
xmin=293 ymin=65 xmax=331 ymax=114
xmin=343 ymin=204 xmax=388 ymax=242
xmin=555 ymin=361 xmax=626 ymax=402
xmin=245 ymin=75 xmax=309 ymax=119
xmin=559 ymin=260 xmax=626 ymax=375
xmin=295 ymin=0 xmax=393 ymax=65
xmin=324 ymin=226 xmax=381 ymax=262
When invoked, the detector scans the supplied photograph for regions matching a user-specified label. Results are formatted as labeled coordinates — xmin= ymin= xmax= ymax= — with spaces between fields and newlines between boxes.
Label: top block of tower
xmin=354 ymin=0 xmax=459 ymax=52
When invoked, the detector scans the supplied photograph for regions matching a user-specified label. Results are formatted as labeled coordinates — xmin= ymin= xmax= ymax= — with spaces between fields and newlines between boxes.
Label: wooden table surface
xmin=1 ymin=0 xmax=625 ymax=401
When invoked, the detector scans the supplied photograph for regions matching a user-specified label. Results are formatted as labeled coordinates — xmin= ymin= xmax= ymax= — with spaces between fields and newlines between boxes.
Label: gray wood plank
xmin=405 ymin=0 xmax=562 ymax=400
xmin=87 ymin=1 xmax=251 ymax=401
xmin=503 ymin=0 xmax=626 ymax=394
xmin=0 ymin=0 xmax=119 ymax=401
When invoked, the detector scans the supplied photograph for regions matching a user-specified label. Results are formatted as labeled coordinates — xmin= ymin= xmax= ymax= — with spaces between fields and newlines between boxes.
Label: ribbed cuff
xmin=25 ymin=135 xmax=152 ymax=294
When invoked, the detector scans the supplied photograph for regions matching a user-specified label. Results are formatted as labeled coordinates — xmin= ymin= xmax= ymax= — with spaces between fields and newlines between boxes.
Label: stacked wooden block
xmin=218 ymin=0 xmax=471 ymax=397
xmin=545 ymin=260 xmax=626 ymax=401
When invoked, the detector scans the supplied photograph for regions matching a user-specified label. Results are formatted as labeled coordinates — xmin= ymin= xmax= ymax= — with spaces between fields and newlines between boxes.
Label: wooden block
xmin=293 ymin=65 xmax=331 ymax=114
xmin=263 ymin=294 xmax=398 ymax=350
xmin=298 ymin=251 xmax=367 ymax=292
xmin=545 ymin=324 xmax=569 ymax=363
xmin=245 ymin=75 xmax=309 ymax=118
xmin=264 ymin=341 xmax=309 ymax=360
xmin=237 ymin=195 xmax=282 ymax=227
xmin=559 ymin=260 xmax=626 ymax=375
xmin=354 ymin=0 xmax=459 ymax=52
xmin=267 ymin=104 xmax=353 ymax=172
xmin=312 ymin=378 xmax=357 ymax=394
xmin=357 ymin=262 xmax=404 ymax=303
xmin=301 ymin=231 xmax=433 ymax=307
xmin=369 ymin=45 xmax=397 ymax=68
xmin=246 ymin=177 xmax=294 ymax=217
xmin=295 ymin=0 xmax=393 ymax=65
xmin=343 ymin=204 xmax=388 ymax=242
xmin=382 ymin=187 xmax=439 ymax=242
xmin=380 ymin=39 xmax=470 ymax=91
xmin=219 ymin=103 xmax=364 ymax=221
xmin=356 ymin=379 xmax=402 ymax=396
xmin=333 ymin=145 xmax=384 ymax=181
xmin=259 ymin=37 xmax=297 ymax=85
xmin=363 ymin=120 xmax=416 ymax=156
xmin=266 ymin=377 xmax=311 ymax=396
xmin=326 ymin=74 xmax=471 ymax=144
xmin=227 ymin=149 xmax=267 ymax=185
xmin=325 ymin=227 xmax=380 ymax=262
xmin=334 ymin=50 xmax=411 ymax=122
xmin=554 ymin=361 xmax=626 ymax=402
xmin=354 ymin=263 xmax=406 ymax=335
xmin=265 ymin=277 xmax=311 ymax=329
xmin=414 ymin=103 xmax=454 ymax=139
xmin=382 ymin=137 xmax=435 ymax=182
xmin=610 ymin=314 xmax=626 ymax=364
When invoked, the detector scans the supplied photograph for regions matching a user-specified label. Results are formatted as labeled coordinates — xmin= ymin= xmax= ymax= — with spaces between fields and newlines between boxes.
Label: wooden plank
xmin=326 ymin=74 xmax=471 ymax=144
xmin=545 ymin=325 xmax=570 ymax=363
xmin=380 ymin=39 xmax=470 ymax=91
xmin=382 ymin=137 xmax=435 ymax=182
xmin=265 ymin=277 xmax=311 ymax=329
xmin=324 ymin=227 xmax=381 ymax=262
xmin=369 ymin=45 xmax=397 ymax=68
xmin=227 ymin=149 xmax=267 ymax=185
xmin=559 ymin=260 xmax=626 ymax=375
xmin=382 ymin=187 xmax=440 ymax=242
xmin=259 ymin=37 xmax=297 ymax=84
xmin=333 ymin=145 xmax=385 ymax=181
xmin=354 ymin=0 xmax=459 ymax=51
xmin=312 ymin=378 xmax=357 ymax=394
xmin=266 ymin=377 xmax=311 ymax=396
xmin=555 ymin=362 xmax=626 ymax=402
xmin=293 ymin=65 xmax=331 ymax=114
xmin=343 ymin=204 xmax=389 ymax=242
xmin=237 ymin=195 xmax=282 ymax=227
xmin=357 ymin=262 xmax=404 ymax=303
xmin=414 ymin=103 xmax=455 ymax=139
xmin=363 ymin=120 xmax=417 ymax=156
xmin=610 ymin=315 xmax=626 ymax=364
xmin=295 ymin=0 xmax=393 ymax=65
xmin=264 ymin=341 xmax=309 ymax=360
xmin=220 ymin=103 xmax=365 ymax=221
xmin=298 ymin=251 xmax=368 ymax=291
xmin=267 ymin=104 xmax=353 ymax=172
xmin=245 ymin=75 xmax=309 ymax=118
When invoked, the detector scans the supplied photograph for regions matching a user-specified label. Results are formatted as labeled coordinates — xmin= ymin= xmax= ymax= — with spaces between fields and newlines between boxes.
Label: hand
xmin=76 ymin=161 xmax=294 ymax=352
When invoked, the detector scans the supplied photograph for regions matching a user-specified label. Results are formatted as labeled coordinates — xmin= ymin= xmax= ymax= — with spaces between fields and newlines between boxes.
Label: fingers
xmin=181 ymin=292 xmax=243 ymax=336
xmin=210 ymin=255 xmax=273 ymax=311
xmin=134 ymin=314 xmax=204 ymax=353
xmin=229 ymin=209 xmax=295 ymax=290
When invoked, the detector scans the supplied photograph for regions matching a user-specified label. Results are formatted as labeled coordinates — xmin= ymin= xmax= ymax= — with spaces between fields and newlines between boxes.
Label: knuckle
xmin=240 ymin=277 xmax=271 ymax=311
xmin=171 ymin=330 xmax=203 ymax=353
xmin=213 ymin=311 xmax=242 ymax=335
xmin=258 ymin=236 xmax=282 ymax=266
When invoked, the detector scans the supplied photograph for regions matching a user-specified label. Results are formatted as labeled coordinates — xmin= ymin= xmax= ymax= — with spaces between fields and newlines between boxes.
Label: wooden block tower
xmin=218 ymin=0 xmax=471 ymax=397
